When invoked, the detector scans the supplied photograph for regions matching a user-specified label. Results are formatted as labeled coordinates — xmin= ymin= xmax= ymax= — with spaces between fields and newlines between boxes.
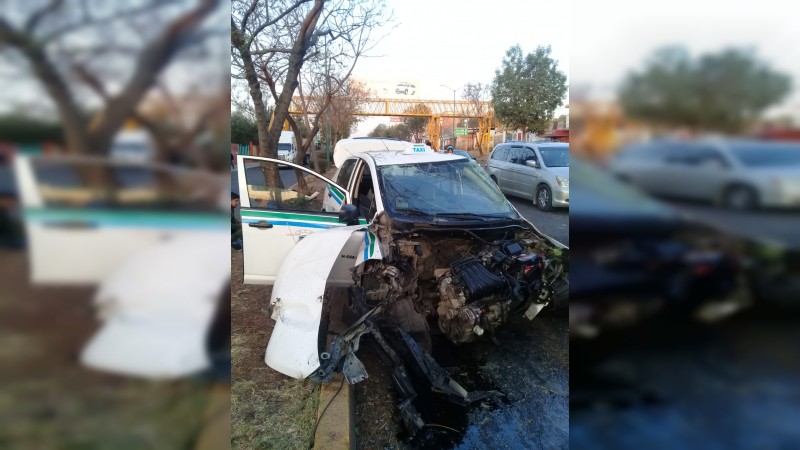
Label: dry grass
xmin=230 ymin=251 xmax=320 ymax=450
xmin=0 ymin=249 xmax=213 ymax=450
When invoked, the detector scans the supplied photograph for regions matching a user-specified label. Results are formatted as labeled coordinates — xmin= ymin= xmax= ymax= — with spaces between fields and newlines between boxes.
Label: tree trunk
xmin=4 ymin=29 xmax=89 ymax=154
xmin=232 ymin=27 xmax=282 ymax=189
xmin=266 ymin=0 xmax=324 ymax=162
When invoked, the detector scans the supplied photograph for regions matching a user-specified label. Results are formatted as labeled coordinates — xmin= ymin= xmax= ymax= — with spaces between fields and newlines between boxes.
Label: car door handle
xmin=43 ymin=220 xmax=98 ymax=229
xmin=249 ymin=220 xmax=273 ymax=229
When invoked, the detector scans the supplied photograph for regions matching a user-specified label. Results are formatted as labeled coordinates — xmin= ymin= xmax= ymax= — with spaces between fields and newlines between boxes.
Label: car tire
xmin=535 ymin=185 xmax=553 ymax=211
xmin=722 ymin=185 xmax=758 ymax=210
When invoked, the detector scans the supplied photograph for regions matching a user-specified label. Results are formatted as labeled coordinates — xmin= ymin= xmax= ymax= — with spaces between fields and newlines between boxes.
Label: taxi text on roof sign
xmin=402 ymin=143 xmax=431 ymax=155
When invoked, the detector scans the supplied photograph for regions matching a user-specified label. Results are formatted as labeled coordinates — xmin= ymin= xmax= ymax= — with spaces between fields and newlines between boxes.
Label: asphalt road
xmin=666 ymin=200 xmax=800 ymax=250
xmin=570 ymin=311 xmax=800 ymax=450
xmin=506 ymin=196 xmax=569 ymax=246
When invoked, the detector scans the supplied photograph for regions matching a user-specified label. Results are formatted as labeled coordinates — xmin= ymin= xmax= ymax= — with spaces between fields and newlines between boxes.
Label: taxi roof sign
xmin=402 ymin=142 xmax=432 ymax=155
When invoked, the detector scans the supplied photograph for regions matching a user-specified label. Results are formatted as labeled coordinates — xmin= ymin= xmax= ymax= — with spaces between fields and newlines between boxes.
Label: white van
xmin=110 ymin=129 xmax=155 ymax=162
xmin=277 ymin=131 xmax=297 ymax=163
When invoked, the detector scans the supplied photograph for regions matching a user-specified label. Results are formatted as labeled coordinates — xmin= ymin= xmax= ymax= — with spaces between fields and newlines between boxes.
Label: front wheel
xmin=723 ymin=185 xmax=758 ymax=210
xmin=536 ymin=185 xmax=553 ymax=211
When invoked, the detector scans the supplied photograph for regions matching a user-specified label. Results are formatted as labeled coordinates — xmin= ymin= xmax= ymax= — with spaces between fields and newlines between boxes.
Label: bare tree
xmin=231 ymin=0 xmax=390 ymax=188
xmin=0 ymin=0 xmax=220 ymax=155
xmin=463 ymin=82 xmax=492 ymax=152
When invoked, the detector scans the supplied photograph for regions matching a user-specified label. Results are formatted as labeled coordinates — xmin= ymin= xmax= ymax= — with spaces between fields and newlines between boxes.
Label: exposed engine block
xmin=436 ymin=257 xmax=508 ymax=344
xmin=435 ymin=250 xmax=546 ymax=344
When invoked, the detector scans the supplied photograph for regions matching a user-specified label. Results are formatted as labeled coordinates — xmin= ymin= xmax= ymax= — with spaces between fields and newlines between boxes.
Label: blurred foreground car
xmin=14 ymin=154 xmax=230 ymax=378
xmin=569 ymin=157 xmax=744 ymax=338
xmin=236 ymin=139 xmax=569 ymax=435
xmin=486 ymin=141 xmax=569 ymax=211
xmin=608 ymin=139 xmax=800 ymax=210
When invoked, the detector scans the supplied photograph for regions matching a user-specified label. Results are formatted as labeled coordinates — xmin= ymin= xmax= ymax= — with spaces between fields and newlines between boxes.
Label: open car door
xmin=237 ymin=156 xmax=359 ymax=284
xmin=14 ymin=154 xmax=227 ymax=285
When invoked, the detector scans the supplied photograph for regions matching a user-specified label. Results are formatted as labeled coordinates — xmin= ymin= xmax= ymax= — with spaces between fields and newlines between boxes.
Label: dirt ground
xmin=230 ymin=250 xmax=320 ymax=449
xmin=0 ymin=248 xmax=211 ymax=449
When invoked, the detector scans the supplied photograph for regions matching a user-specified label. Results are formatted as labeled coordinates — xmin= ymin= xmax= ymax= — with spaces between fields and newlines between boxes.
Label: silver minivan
xmin=486 ymin=141 xmax=569 ymax=211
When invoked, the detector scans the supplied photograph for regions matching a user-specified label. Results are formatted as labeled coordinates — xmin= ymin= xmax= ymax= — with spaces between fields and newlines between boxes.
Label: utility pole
xmin=441 ymin=84 xmax=456 ymax=148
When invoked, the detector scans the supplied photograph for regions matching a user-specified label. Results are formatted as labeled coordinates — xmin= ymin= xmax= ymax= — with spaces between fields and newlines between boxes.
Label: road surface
xmin=506 ymin=196 xmax=569 ymax=246
xmin=667 ymin=201 xmax=800 ymax=250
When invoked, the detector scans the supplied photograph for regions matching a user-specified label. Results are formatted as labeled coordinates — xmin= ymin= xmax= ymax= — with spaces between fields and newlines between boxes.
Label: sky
xmin=350 ymin=0 xmax=570 ymax=135
xmin=569 ymin=0 xmax=800 ymax=120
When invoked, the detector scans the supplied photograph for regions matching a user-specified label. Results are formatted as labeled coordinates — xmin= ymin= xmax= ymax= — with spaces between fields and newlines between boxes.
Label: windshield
xmin=277 ymin=143 xmax=292 ymax=153
xmin=729 ymin=142 xmax=800 ymax=167
xmin=539 ymin=146 xmax=569 ymax=167
xmin=378 ymin=160 xmax=518 ymax=220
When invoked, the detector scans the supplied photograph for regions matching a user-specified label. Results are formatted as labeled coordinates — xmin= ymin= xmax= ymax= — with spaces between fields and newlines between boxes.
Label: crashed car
xmin=235 ymin=139 xmax=569 ymax=434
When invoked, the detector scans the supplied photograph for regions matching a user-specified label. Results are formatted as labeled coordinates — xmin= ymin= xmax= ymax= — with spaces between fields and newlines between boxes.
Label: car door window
xmin=491 ymin=146 xmax=509 ymax=161
xmin=243 ymin=161 xmax=322 ymax=212
xmin=691 ymin=147 xmax=729 ymax=169
xmin=31 ymin=159 xmax=223 ymax=213
xmin=337 ymin=158 xmax=357 ymax=189
xmin=519 ymin=148 xmax=537 ymax=165
xmin=352 ymin=163 xmax=377 ymax=221
xmin=660 ymin=144 xmax=696 ymax=165
xmin=508 ymin=147 xmax=524 ymax=164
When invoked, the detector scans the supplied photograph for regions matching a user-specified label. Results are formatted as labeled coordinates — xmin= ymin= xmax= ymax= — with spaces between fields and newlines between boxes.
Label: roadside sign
xmin=455 ymin=128 xmax=468 ymax=136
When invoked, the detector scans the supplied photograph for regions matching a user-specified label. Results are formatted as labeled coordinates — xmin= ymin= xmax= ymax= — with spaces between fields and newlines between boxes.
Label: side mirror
xmin=338 ymin=204 xmax=359 ymax=225
xmin=525 ymin=159 xmax=539 ymax=168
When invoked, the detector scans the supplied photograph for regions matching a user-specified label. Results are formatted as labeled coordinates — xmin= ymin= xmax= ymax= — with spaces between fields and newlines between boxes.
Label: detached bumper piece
xmin=311 ymin=289 xmax=497 ymax=437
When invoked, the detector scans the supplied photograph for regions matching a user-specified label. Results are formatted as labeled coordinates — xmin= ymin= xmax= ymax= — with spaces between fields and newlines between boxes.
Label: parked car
xmin=608 ymin=139 xmax=800 ymax=210
xmin=235 ymin=139 xmax=568 ymax=436
xmin=486 ymin=141 xmax=569 ymax=211
xmin=394 ymin=82 xmax=416 ymax=95
xmin=569 ymin=157 xmax=743 ymax=339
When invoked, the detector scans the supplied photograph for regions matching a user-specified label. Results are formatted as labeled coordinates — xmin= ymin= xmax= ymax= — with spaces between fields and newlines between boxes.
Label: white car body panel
xmin=82 ymin=233 xmax=230 ymax=379
xmin=265 ymin=225 xmax=365 ymax=379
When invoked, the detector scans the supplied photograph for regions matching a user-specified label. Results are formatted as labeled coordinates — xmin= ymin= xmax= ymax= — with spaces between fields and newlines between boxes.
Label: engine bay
xmin=311 ymin=216 xmax=569 ymax=436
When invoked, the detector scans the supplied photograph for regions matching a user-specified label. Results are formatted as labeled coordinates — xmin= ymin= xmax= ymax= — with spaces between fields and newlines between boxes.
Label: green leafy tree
xmin=368 ymin=123 xmax=411 ymax=140
xmin=619 ymin=46 xmax=792 ymax=132
xmin=0 ymin=115 xmax=63 ymax=144
xmin=491 ymin=45 xmax=567 ymax=134
xmin=231 ymin=109 xmax=259 ymax=145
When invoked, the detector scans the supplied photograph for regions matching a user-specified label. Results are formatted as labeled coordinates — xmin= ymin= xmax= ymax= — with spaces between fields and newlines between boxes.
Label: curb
xmin=313 ymin=373 xmax=354 ymax=450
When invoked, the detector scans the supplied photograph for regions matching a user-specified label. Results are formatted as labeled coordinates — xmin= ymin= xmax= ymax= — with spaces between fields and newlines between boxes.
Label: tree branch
xmin=25 ymin=0 xmax=65 ymax=33
xmin=246 ymin=0 xmax=312 ymax=48
xmin=41 ymin=1 xmax=184 ymax=43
